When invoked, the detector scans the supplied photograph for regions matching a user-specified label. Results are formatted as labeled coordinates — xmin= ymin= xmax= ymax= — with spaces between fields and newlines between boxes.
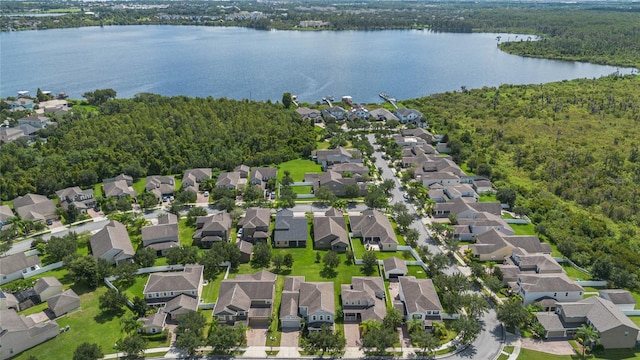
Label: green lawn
xmin=561 ymin=263 xmax=592 ymax=281
xmin=132 ymin=177 xmax=147 ymax=195
xmin=630 ymin=316 xmax=640 ymax=328
xmin=517 ymin=347 xmax=640 ymax=360
xmin=351 ymin=237 xmax=413 ymax=261
xmin=93 ymin=182 xmax=103 ymax=198
xmin=291 ymin=185 xmax=313 ymax=195
xmin=120 ymin=274 xmax=150 ymax=299
xmin=277 ymin=159 xmax=322 ymax=182
xmin=202 ymin=273 xmax=225 ymax=303
xmin=406 ymin=265 xmax=428 ymax=279
xmin=510 ymin=223 xmax=536 ymax=236
xmin=632 ymin=291 xmax=640 ymax=309
xmin=316 ymin=141 xmax=331 ymax=150
xmin=479 ymin=193 xmax=498 ymax=203
xmin=178 ymin=218 xmax=195 ymax=246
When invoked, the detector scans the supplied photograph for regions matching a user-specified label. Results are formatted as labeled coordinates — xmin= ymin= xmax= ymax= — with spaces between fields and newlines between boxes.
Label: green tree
xmin=211 ymin=241 xmax=242 ymax=270
xmin=82 ymin=88 xmax=117 ymax=106
xmin=166 ymin=246 xmax=199 ymax=265
xmin=323 ymin=251 xmax=340 ymax=270
xmin=364 ymin=186 xmax=388 ymax=209
xmin=251 ymin=242 xmax=272 ymax=268
xmin=315 ymin=186 xmax=337 ymax=205
xmin=120 ymin=316 xmax=143 ymax=335
xmin=405 ymin=228 xmax=420 ymax=247
xmin=396 ymin=212 xmax=415 ymax=231
xmin=282 ymin=92 xmax=293 ymax=109
xmin=242 ymin=184 xmax=264 ymax=202
xmin=131 ymin=296 xmax=148 ymax=318
xmin=382 ymin=307 xmax=403 ymax=329
xmin=73 ymin=342 xmax=103 ymax=360
xmin=281 ymin=170 xmax=294 ymax=187
xmin=137 ymin=191 xmax=158 ymax=210
xmin=98 ymin=288 xmax=127 ymax=315
xmin=216 ymin=197 xmax=237 ymax=213
xmin=45 ymin=232 xmax=78 ymax=262
xmin=484 ymin=275 xmax=504 ymax=293
xmin=463 ymin=294 xmax=489 ymax=320
xmin=175 ymin=189 xmax=197 ymax=204
xmin=184 ymin=207 xmax=206 ymax=226
xmin=410 ymin=327 xmax=439 ymax=356
xmin=208 ymin=319 xmax=246 ymax=354
xmin=272 ymin=253 xmax=285 ymax=272
xmin=279 ymin=187 xmax=297 ymax=208
xmin=302 ymin=324 xmax=346 ymax=356
xmin=114 ymin=262 xmax=139 ymax=288
xmin=361 ymin=326 xmax=396 ymax=354
xmin=200 ymin=249 xmax=223 ymax=280
xmin=283 ymin=253 xmax=294 ymax=268
xmin=175 ymin=311 xmax=206 ymax=355
xmin=452 ymin=315 xmax=482 ymax=343
xmin=362 ymin=251 xmax=378 ymax=275
xmin=344 ymin=183 xmax=361 ymax=198
xmin=115 ymin=334 xmax=146 ymax=360
xmin=133 ymin=247 xmax=157 ymax=268
xmin=496 ymin=188 xmax=517 ymax=209
xmin=496 ymin=298 xmax=530 ymax=330
xmin=469 ymin=262 xmax=485 ymax=279
xmin=575 ymin=324 xmax=600 ymax=357
xmin=67 ymin=255 xmax=102 ymax=288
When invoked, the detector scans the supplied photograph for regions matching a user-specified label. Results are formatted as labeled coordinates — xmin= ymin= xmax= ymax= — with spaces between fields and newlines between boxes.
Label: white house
xmin=517 ymin=273 xmax=584 ymax=306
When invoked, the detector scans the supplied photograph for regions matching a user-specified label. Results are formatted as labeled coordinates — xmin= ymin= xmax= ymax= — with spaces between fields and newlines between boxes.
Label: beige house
xmin=398 ymin=276 xmax=443 ymax=330
xmin=537 ymin=297 xmax=639 ymax=349
xmin=214 ymin=270 xmax=276 ymax=326
xmin=140 ymin=310 xmax=167 ymax=334
xmin=47 ymin=289 xmax=80 ymax=318
xmin=280 ymin=276 xmax=335 ymax=331
xmin=182 ymin=168 xmax=212 ymax=193
xmin=33 ymin=276 xmax=63 ymax=302
xmin=142 ymin=213 xmax=179 ymax=256
xmin=350 ymin=210 xmax=398 ymax=251
xmin=383 ymin=257 xmax=408 ymax=280
xmin=313 ymin=208 xmax=349 ymax=252
xmin=342 ymin=277 xmax=387 ymax=323
xmin=90 ymin=221 xmax=135 ymax=265
xmin=11 ymin=193 xmax=57 ymax=222
xmin=0 ymin=309 xmax=59 ymax=359
xmin=143 ymin=265 xmax=204 ymax=305
xmin=55 ymin=186 xmax=95 ymax=213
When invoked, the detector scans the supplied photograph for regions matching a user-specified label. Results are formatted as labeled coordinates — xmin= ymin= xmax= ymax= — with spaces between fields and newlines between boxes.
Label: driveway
xmin=521 ymin=338 xmax=575 ymax=355
xmin=280 ymin=329 xmax=299 ymax=347
xmin=246 ymin=325 xmax=268 ymax=346
xmin=343 ymin=323 xmax=361 ymax=347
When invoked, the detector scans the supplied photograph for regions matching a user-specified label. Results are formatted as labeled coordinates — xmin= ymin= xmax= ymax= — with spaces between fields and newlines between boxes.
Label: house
xmin=398 ymin=276 xmax=443 ymax=329
xmin=249 ymin=167 xmax=277 ymax=189
xmin=599 ymin=290 xmax=636 ymax=312
xmin=9 ymin=98 xmax=34 ymax=110
xmin=234 ymin=164 xmax=250 ymax=179
xmin=280 ymin=276 xmax=335 ymax=330
xmin=321 ymin=106 xmax=347 ymax=121
xmin=369 ymin=108 xmax=398 ymax=122
xmin=472 ymin=178 xmax=494 ymax=194
xmin=537 ymin=297 xmax=639 ymax=349
xmin=182 ymin=168 xmax=212 ymax=193
xmin=103 ymin=179 xmax=137 ymax=198
xmin=0 ymin=205 xmax=14 ymax=227
xmin=312 ymin=147 xmax=362 ymax=170
xmin=401 ymin=128 xmax=436 ymax=144
xmin=392 ymin=134 xmax=428 ymax=148
xmin=273 ymin=209 xmax=307 ymax=248
xmin=516 ymin=273 xmax=584 ymax=306
xmin=143 ymin=265 xmax=204 ymax=311
xmin=313 ymin=209 xmax=349 ymax=252
xmin=394 ymin=108 xmax=423 ymax=124
xmin=342 ymin=277 xmax=387 ymax=323
xmin=238 ymin=207 xmax=271 ymax=244
xmin=17 ymin=115 xmax=50 ymax=129
xmin=56 ymin=186 xmax=95 ymax=214
xmin=0 ymin=309 xmax=59 ymax=360
xmin=36 ymin=99 xmax=69 ymax=115
xmin=47 ymin=289 xmax=80 ymax=318
xmin=443 ymin=184 xmax=477 ymax=201
xmin=383 ymin=257 xmax=408 ymax=280
xmin=142 ymin=213 xmax=179 ymax=256
xmin=90 ymin=221 xmax=135 ymax=265
xmin=213 ymin=270 xmax=276 ymax=326
xmin=192 ymin=212 xmax=232 ymax=248
xmin=421 ymin=172 xmax=461 ymax=187
xmin=0 ymin=127 xmax=26 ymax=144
xmin=310 ymin=171 xmax=367 ymax=197
xmin=11 ymin=194 xmax=57 ymax=222
xmin=330 ymin=163 xmax=369 ymax=177
xmin=103 ymin=174 xmax=134 ymax=186
xmin=457 ymin=213 xmax=515 ymax=239
xmin=237 ymin=240 xmax=253 ymax=263
xmin=216 ymin=171 xmax=242 ymax=190
xmin=433 ymin=198 xmax=501 ymax=219
xmin=164 ymin=294 xmax=199 ymax=319
xmin=146 ymin=175 xmax=175 ymax=199
xmin=0 ymin=253 xmax=41 ymax=285
xmin=0 ymin=290 xmax=19 ymax=311
xmin=350 ymin=210 xmax=398 ymax=251
xmin=471 ymin=229 xmax=551 ymax=262
xmin=296 ymin=107 xmax=322 ymax=122
xmin=140 ymin=310 xmax=167 ymax=334
xmin=33 ymin=276 xmax=63 ymax=302
xmin=349 ymin=105 xmax=370 ymax=120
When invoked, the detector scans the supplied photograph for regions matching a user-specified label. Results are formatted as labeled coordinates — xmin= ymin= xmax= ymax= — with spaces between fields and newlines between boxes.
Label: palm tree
xmin=432 ymin=321 xmax=448 ymax=340
xmin=359 ymin=319 xmax=381 ymax=337
xmin=575 ymin=324 xmax=599 ymax=357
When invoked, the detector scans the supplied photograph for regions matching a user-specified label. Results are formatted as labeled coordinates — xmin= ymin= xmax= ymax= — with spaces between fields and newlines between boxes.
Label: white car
xmin=203 ymin=191 xmax=209 ymax=197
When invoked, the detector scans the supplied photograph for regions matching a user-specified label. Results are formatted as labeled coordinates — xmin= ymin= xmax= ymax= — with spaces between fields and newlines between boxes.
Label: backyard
xmin=277 ymin=159 xmax=322 ymax=182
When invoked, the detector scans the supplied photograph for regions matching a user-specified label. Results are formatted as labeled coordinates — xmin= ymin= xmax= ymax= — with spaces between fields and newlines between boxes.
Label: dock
xmin=379 ymin=93 xmax=398 ymax=109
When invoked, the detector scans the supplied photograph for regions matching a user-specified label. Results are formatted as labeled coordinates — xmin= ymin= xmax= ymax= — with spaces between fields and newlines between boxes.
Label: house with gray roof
xmin=0 ymin=290 xmax=19 ymax=311
xmin=90 ymin=221 xmax=135 ymax=265
xmin=273 ymin=209 xmax=307 ymax=248
xmin=321 ymin=106 xmax=347 ymax=121
xmin=237 ymin=240 xmax=253 ymax=263
xmin=139 ymin=310 xmax=167 ymax=334
xmin=296 ymin=107 xmax=322 ymax=122
xmin=103 ymin=174 xmax=134 ymax=186
xmin=470 ymin=229 xmax=550 ymax=262
xmin=11 ymin=194 xmax=56 ymax=222
xmin=0 ymin=253 xmax=41 ymax=285
xmin=216 ymin=171 xmax=243 ymax=190
xmin=312 ymin=147 xmax=362 ymax=170
xmin=143 ymin=265 xmax=204 ymax=308
xmin=330 ymin=163 xmax=369 ymax=177
xmin=401 ymin=128 xmax=436 ymax=144
xmin=103 ymin=179 xmax=137 ymax=198
xmin=599 ymin=289 xmax=636 ymax=312
xmin=516 ymin=273 xmax=584 ymax=306
xmin=146 ymin=175 xmax=175 ymax=199
xmin=350 ymin=210 xmax=398 ymax=251
xmin=193 ymin=212 xmax=232 ymax=249
xmin=433 ymin=197 xmax=501 ymax=219
xmin=0 ymin=309 xmax=59 ymax=360
xmin=310 ymin=170 xmax=367 ymax=197
xmin=56 ymin=186 xmax=95 ymax=214
xmin=421 ymin=171 xmax=461 ymax=187
xmin=394 ymin=108 xmax=423 ymax=124
xmin=47 ymin=289 xmax=80 ymax=318
xmin=280 ymin=276 xmax=334 ymax=331
xmin=182 ymin=168 xmax=212 ymax=193
xmin=398 ymin=276 xmax=443 ymax=330
xmin=0 ymin=205 xmax=14 ymax=227
xmin=234 ymin=164 xmax=250 ymax=179
xmin=537 ymin=296 xmax=639 ymax=349
xmin=18 ymin=115 xmax=51 ymax=129
xmin=164 ymin=294 xmax=199 ymax=319
xmin=370 ymin=108 xmax=398 ymax=122
xmin=238 ymin=207 xmax=271 ymax=244
xmin=33 ymin=276 xmax=62 ymax=302
xmin=249 ymin=167 xmax=277 ymax=190
xmin=313 ymin=209 xmax=349 ymax=252
xmin=142 ymin=213 xmax=179 ymax=256
xmin=214 ymin=270 xmax=276 ymax=326
xmin=342 ymin=277 xmax=386 ymax=323
xmin=383 ymin=257 xmax=408 ymax=280
xmin=0 ymin=127 xmax=26 ymax=144
xmin=280 ymin=276 xmax=305 ymax=329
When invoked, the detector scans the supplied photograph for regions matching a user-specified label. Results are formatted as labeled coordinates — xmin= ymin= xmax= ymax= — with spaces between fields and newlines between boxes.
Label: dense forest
xmin=0 ymin=94 xmax=316 ymax=199
xmin=404 ymin=74 xmax=640 ymax=288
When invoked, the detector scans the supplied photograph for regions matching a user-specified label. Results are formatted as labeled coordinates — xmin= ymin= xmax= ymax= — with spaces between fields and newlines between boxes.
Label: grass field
xmin=406 ymin=265 xmax=428 ymax=279
xmin=561 ymin=263 xmax=592 ymax=281
xmin=351 ymin=237 xmax=413 ymax=261
xmin=132 ymin=178 xmax=147 ymax=195
xmin=479 ymin=193 xmax=498 ymax=203
xmin=510 ymin=223 xmax=536 ymax=236
xmin=630 ymin=316 xmax=640 ymax=328
xmin=178 ymin=218 xmax=195 ymax=246
xmin=291 ymin=185 xmax=313 ymax=195
xmin=93 ymin=182 xmax=103 ymax=198
xmin=277 ymin=159 xmax=322 ymax=182
xmin=120 ymin=274 xmax=150 ymax=299
xmin=517 ymin=347 xmax=640 ymax=360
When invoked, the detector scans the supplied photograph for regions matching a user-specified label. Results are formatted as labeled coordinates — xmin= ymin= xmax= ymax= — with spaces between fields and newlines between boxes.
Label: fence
xmin=554 ymin=257 xmax=591 ymax=275
xmin=23 ymin=261 xmax=64 ymax=279
xmin=134 ymin=265 xmax=185 ymax=275
xmin=199 ymin=303 xmax=216 ymax=310
xmin=622 ymin=310 xmax=640 ymax=316
xmin=576 ymin=280 xmax=607 ymax=287
xmin=441 ymin=313 xmax=461 ymax=320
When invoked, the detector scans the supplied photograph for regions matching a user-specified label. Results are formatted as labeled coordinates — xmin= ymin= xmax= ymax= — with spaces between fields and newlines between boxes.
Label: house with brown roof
xmin=47 ymin=289 xmax=80 ymax=318
xmin=398 ymin=276 xmax=443 ymax=330
xmin=0 ymin=253 xmax=41 ymax=285
xmin=216 ymin=171 xmax=243 ymax=190
xmin=238 ymin=207 xmax=271 ymax=244
xmin=234 ymin=165 xmax=250 ymax=179
xmin=0 ymin=309 xmax=59 ymax=360
xmin=192 ymin=212 xmax=232 ymax=248
xmin=214 ymin=270 xmax=276 ymax=326
xmin=143 ymin=265 xmax=204 ymax=314
xmin=471 ymin=229 xmax=550 ymax=262
xmin=103 ymin=174 xmax=134 ymax=186
xmin=350 ymin=210 xmax=398 ymax=251
xmin=90 ymin=221 xmax=135 ymax=265
xmin=536 ymin=297 xmax=639 ymax=349
xmin=312 ymin=147 xmax=362 ymax=170
xmin=308 ymin=170 xmax=367 ymax=197
xmin=0 ymin=127 xmax=26 ymax=144
xmin=330 ymin=163 xmax=369 ymax=177
xmin=342 ymin=277 xmax=387 ymax=323
xmin=0 ymin=205 xmax=14 ymax=227
xmin=146 ymin=175 xmax=175 ymax=199
xmin=313 ymin=209 xmax=349 ymax=252
xmin=182 ymin=168 xmax=212 ymax=193
xmin=273 ymin=209 xmax=307 ymax=248
xmin=33 ymin=276 xmax=62 ymax=302
xmin=296 ymin=107 xmax=322 ymax=122
xmin=599 ymin=289 xmax=636 ymax=312
xmin=142 ymin=213 xmax=179 ymax=256
xmin=516 ymin=273 xmax=584 ymax=306
xmin=249 ymin=167 xmax=277 ymax=190
xmin=401 ymin=128 xmax=436 ymax=144
xmin=433 ymin=198 xmax=501 ymax=219
xmin=280 ymin=276 xmax=334 ymax=330
xmin=11 ymin=194 xmax=57 ymax=222
xmin=56 ymin=186 xmax=95 ymax=214
xmin=383 ymin=257 xmax=408 ymax=280
xmin=237 ymin=240 xmax=253 ymax=263
xmin=0 ymin=290 xmax=19 ymax=312
xmin=103 ymin=178 xmax=137 ymax=198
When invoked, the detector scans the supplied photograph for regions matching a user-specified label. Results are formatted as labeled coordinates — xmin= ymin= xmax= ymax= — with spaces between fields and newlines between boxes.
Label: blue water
xmin=0 ymin=26 xmax=633 ymax=103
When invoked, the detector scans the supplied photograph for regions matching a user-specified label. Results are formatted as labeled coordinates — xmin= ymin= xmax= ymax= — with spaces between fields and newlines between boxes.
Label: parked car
xmin=46 ymin=219 xmax=53 ymax=226
xmin=203 ymin=191 xmax=210 ymax=197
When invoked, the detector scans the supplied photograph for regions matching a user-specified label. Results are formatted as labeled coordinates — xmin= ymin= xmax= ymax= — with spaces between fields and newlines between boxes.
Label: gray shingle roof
xmin=214 ymin=270 xmax=276 ymax=316
xmin=12 ymin=193 xmax=56 ymax=221
xmin=103 ymin=179 xmax=137 ymax=198
xmin=274 ymin=210 xmax=308 ymax=242
xmin=47 ymin=289 xmax=80 ymax=316
xmin=599 ymin=289 xmax=636 ymax=305
xmin=399 ymin=276 xmax=442 ymax=314
xmin=313 ymin=215 xmax=348 ymax=248
xmin=90 ymin=221 xmax=134 ymax=262
xmin=0 ymin=252 xmax=41 ymax=276
xmin=143 ymin=265 xmax=203 ymax=294
xmin=350 ymin=209 xmax=397 ymax=245
xmin=299 ymin=282 xmax=334 ymax=315
xmin=165 ymin=294 xmax=198 ymax=314
xmin=33 ymin=276 xmax=62 ymax=296
xmin=383 ymin=257 xmax=408 ymax=274
xmin=238 ymin=207 xmax=271 ymax=229
xmin=518 ymin=273 xmax=584 ymax=293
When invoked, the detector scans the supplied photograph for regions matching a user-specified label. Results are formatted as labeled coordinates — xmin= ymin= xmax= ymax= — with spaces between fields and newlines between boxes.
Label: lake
xmin=0 ymin=26 xmax=633 ymax=103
